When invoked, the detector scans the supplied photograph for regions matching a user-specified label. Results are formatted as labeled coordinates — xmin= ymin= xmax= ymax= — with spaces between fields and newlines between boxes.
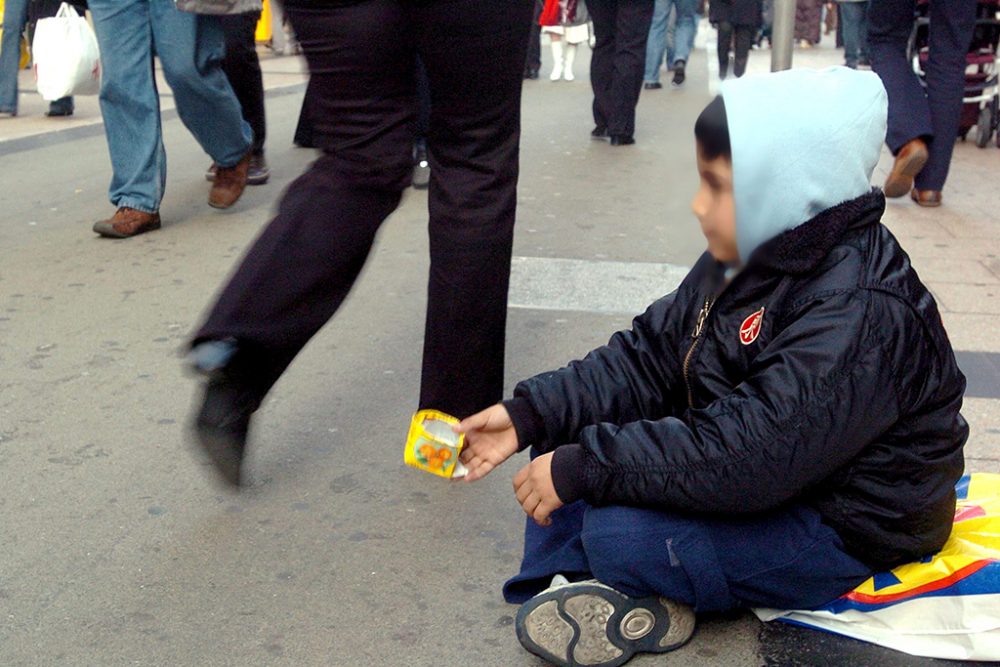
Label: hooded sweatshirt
xmin=720 ymin=67 xmax=888 ymax=263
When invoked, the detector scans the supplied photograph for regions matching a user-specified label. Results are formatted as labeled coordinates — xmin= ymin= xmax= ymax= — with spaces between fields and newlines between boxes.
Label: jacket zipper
xmin=683 ymin=296 xmax=715 ymax=410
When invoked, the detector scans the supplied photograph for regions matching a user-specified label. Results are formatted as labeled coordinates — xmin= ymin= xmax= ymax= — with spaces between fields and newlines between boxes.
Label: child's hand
xmin=454 ymin=404 xmax=519 ymax=482
xmin=513 ymin=452 xmax=563 ymax=527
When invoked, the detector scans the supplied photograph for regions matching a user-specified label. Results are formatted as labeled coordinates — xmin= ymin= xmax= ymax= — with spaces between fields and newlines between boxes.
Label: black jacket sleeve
xmin=562 ymin=290 xmax=903 ymax=513
xmin=507 ymin=288 xmax=691 ymax=452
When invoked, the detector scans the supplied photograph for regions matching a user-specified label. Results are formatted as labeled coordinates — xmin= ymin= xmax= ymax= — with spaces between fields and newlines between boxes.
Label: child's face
xmin=692 ymin=145 xmax=738 ymax=264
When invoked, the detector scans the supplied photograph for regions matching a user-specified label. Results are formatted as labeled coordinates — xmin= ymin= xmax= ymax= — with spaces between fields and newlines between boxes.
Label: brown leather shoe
xmin=884 ymin=138 xmax=929 ymax=198
xmin=92 ymin=208 xmax=161 ymax=238
xmin=911 ymin=188 xmax=942 ymax=207
xmin=208 ymin=152 xmax=251 ymax=209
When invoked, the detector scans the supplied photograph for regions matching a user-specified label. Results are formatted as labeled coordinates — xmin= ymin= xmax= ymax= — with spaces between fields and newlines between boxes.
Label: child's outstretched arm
xmin=455 ymin=405 xmax=565 ymax=526
xmin=453 ymin=404 xmax=519 ymax=482
xmin=511 ymin=285 xmax=693 ymax=453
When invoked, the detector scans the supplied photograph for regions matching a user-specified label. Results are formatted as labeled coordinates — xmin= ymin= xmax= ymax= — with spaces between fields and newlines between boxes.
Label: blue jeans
xmin=644 ymin=0 xmax=696 ymax=82
xmin=504 ymin=452 xmax=874 ymax=612
xmin=838 ymin=2 xmax=868 ymax=68
xmin=88 ymin=0 xmax=251 ymax=213
xmin=868 ymin=0 xmax=976 ymax=191
xmin=666 ymin=11 xmax=701 ymax=67
xmin=0 ymin=0 xmax=29 ymax=113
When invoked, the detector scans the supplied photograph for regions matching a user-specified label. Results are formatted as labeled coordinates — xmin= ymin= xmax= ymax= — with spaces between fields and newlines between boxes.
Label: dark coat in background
xmin=795 ymin=0 xmax=823 ymax=43
xmin=29 ymin=0 xmax=87 ymax=22
xmin=709 ymin=0 xmax=763 ymax=27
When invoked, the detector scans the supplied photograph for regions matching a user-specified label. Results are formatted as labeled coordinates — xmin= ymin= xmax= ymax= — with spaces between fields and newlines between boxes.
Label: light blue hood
xmin=719 ymin=67 xmax=888 ymax=262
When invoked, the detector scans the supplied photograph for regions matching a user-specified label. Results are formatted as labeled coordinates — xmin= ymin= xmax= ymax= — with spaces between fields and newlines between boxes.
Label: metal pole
xmin=771 ymin=0 xmax=796 ymax=72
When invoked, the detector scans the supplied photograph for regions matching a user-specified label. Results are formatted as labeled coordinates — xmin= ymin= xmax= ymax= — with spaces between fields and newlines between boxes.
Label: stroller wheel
xmin=976 ymin=107 xmax=992 ymax=148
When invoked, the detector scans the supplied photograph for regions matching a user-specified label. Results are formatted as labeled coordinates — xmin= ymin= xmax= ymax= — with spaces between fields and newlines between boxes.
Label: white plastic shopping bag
xmin=754 ymin=473 xmax=1000 ymax=661
xmin=32 ymin=2 xmax=101 ymax=101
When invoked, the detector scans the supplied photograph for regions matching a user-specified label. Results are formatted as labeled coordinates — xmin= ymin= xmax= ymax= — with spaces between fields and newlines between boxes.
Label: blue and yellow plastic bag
xmin=755 ymin=473 xmax=1000 ymax=660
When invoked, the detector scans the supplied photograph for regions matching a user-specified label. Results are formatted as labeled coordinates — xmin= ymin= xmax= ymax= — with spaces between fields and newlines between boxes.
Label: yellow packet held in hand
xmin=404 ymin=410 xmax=468 ymax=479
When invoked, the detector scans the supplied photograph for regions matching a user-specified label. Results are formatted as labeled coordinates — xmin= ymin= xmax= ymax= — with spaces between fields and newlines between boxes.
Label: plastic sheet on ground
xmin=754 ymin=473 xmax=1000 ymax=661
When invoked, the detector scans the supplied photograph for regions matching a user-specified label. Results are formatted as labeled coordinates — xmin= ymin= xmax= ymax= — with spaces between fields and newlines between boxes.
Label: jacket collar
xmin=749 ymin=189 xmax=886 ymax=275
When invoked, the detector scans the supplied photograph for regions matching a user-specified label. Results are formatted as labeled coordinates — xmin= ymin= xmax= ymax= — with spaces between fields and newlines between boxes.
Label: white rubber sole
xmin=515 ymin=581 xmax=695 ymax=667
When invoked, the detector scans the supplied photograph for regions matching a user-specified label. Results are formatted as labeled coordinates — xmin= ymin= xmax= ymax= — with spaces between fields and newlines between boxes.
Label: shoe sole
xmin=208 ymin=191 xmax=247 ymax=210
xmin=206 ymin=173 xmax=268 ymax=186
xmin=884 ymin=146 xmax=928 ymax=198
xmin=516 ymin=583 xmax=695 ymax=667
xmin=92 ymin=220 xmax=161 ymax=239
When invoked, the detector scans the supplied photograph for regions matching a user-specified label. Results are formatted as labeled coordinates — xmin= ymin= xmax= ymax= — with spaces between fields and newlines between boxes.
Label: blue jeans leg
xmin=89 ymin=0 xmax=166 ymax=213
xmin=505 ymin=501 xmax=873 ymax=613
xmin=0 ymin=0 xmax=29 ymax=113
xmin=839 ymin=3 xmax=865 ymax=67
xmin=643 ymin=0 xmax=669 ymax=83
xmin=150 ymin=0 xmax=251 ymax=168
xmin=916 ymin=0 xmax=976 ymax=191
xmin=670 ymin=0 xmax=697 ymax=66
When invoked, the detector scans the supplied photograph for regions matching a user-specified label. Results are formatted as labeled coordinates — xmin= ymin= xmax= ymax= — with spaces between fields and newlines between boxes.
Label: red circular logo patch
xmin=739 ymin=307 xmax=765 ymax=346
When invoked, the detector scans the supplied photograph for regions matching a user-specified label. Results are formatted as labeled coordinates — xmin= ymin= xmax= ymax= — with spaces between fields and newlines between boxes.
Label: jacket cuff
xmin=551 ymin=445 xmax=590 ymax=504
xmin=503 ymin=397 xmax=547 ymax=452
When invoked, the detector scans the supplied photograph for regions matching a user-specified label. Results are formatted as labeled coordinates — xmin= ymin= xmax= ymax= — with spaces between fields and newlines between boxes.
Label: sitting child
xmin=455 ymin=67 xmax=968 ymax=667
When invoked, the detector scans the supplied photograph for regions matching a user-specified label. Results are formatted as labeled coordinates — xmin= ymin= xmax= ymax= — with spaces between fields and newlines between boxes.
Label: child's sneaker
xmin=515 ymin=578 xmax=695 ymax=667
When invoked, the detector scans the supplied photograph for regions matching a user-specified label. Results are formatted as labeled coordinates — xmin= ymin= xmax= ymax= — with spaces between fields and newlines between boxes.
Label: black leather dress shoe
xmin=189 ymin=340 xmax=262 ymax=487
xmin=610 ymin=135 xmax=635 ymax=146
xmin=591 ymin=126 xmax=609 ymax=139
xmin=193 ymin=377 xmax=258 ymax=487
xmin=643 ymin=82 xmax=662 ymax=90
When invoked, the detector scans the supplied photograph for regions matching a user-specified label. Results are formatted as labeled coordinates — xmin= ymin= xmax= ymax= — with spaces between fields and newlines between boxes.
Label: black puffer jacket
xmin=505 ymin=190 xmax=967 ymax=570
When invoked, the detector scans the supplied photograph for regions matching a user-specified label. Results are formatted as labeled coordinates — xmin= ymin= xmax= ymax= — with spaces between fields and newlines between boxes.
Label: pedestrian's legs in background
xmin=88 ymin=0 xmax=166 ymax=213
xmin=525 ymin=0 xmax=544 ymax=78
xmin=717 ymin=20 xmax=733 ymax=78
xmin=913 ymin=0 xmax=977 ymax=192
xmin=669 ymin=0 xmax=696 ymax=85
xmin=412 ymin=57 xmax=431 ymax=189
xmin=549 ymin=32 xmax=565 ymax=80
xmin=732 ymin=24 xmax=754 ymax=77
xmin=868 ymin=0 xmax=931 ymax=153
xmin=794 ymin=0 xmax=823 ymax=45
xmin=600 ymin=0 xmax=653 ymax=143
xmin=643 ymin=0 xmax=670 ymax=85
xmin=589 ymin=0 xmax=619 ymax=132
xmin=670 ymin=0 xmax=696 ymax=67
xmin=150 ymin=2 xmax=251 ymax=170
xmin=690 ymin=9 xmax=700 ymax=52
xmin=562 ymin=37 xmax=578 ymax=80
xmin=856 ymin=3 xmax=868 ymax=63
xmin=220 ymin=12 xmax=266 ymax=158
xmin=413 ymin=0 xmax=534 ymax=416
xmin=824 ymin=1 xmax=837 ymax=35
xmin=838 ymin=1 xmax=865 ymax=68
xmin=46 ymin=96 xmax=75 ymax=116
xmin=759 ymin=0 xmax=773 ymax=46
xmin=666 ymin=2 xmax=676 ymax=69
xmin=293 ymin=78 xmax=317 ymax=148
xmin=31 ymin=0 xmax=81 ymax=116
xmin=0 ymin=0 xmax=31 ymax=114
